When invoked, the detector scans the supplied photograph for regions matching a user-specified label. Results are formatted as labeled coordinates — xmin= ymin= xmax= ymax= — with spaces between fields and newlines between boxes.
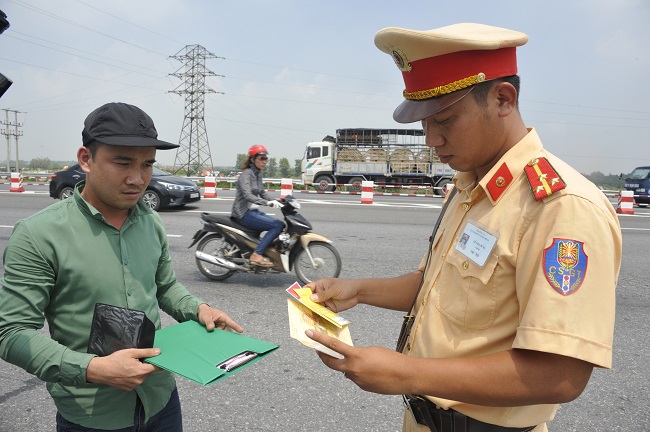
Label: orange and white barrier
xmin=444 ymin=183 xmax=454 ymax=196
xmin=280 ymin=178 xmax=293 ymax=199
xmin=360 ymin=180 xmax=374 ymax=204
xmin=10 ymin=172 xmax=24 ymax=193
xmin=616 ymin=190 xmax=634 ymax=215
xmin=204 ymin=176 xmax=217 ymax=198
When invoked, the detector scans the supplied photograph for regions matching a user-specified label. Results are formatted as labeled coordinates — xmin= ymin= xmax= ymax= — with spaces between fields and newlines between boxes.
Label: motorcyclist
xmin=231 ymin=145 xmax=285 ymax=267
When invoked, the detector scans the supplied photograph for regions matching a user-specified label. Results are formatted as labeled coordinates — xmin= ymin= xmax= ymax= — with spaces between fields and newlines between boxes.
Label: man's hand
xmin=197 ymin=303 xmax=244 ymax=333
xmin=305 ymin=329 xmax=409 ymax=395
xmin=86 ymin=348 xmax=162 ymax=392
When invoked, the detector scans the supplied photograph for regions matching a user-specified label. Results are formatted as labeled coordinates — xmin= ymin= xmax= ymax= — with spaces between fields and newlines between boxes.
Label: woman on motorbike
xmin=231 ymin=145 xmax=286 ymax=267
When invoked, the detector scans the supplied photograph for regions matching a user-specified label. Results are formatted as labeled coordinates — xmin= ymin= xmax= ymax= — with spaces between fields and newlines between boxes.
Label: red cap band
xmin=402 ymin=47 xmax=518 ymax=100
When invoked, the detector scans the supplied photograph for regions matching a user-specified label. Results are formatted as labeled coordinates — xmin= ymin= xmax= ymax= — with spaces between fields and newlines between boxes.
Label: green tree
xmin=294 ymin=159 xmax=302 ymax=177
xmin=582 ymin=171 xmax=625 ymax=190
xmin=266 ymin=157 xmax=278 ymax=177
xmin=235 ymin=154 xmax=248 ymax=170
xmin=279 ymin=157 xmax=292 ymax=178
xmin=29 ymin=157 xmax=53 ymax=170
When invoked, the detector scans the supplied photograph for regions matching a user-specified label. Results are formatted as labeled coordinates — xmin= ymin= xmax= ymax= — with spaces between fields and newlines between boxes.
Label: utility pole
xmin=169 ymin=45 xmax=223 ymax=176
xmin=1 ymin=109 xmax=22 ymax=172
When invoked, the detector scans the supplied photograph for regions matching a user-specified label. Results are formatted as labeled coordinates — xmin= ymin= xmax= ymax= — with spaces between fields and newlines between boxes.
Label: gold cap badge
xmin=390 ymin=48 xmax=412 ymax=72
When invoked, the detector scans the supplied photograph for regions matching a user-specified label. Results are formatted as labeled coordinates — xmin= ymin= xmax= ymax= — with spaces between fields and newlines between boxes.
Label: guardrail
xmin=0 ymin=172 xmax=623 ymax=198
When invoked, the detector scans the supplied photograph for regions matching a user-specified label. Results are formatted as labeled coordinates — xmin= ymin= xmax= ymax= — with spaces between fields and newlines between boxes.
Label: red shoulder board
xmin=524 ymin=157 xmax=566 ymax=201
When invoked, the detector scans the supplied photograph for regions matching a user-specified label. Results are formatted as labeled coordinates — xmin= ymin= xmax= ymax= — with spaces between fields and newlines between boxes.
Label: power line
xmin=6 ymin=32 xmax=163 ymax=77
xmin=70 ymin=0 xmax=186 ymax=46
xmin=6 ymin=0 xmax=170 ymax=56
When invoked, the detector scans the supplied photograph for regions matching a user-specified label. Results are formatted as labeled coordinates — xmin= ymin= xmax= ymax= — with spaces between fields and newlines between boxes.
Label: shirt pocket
xmin=434 ymin=250 xmax=500 ymax=329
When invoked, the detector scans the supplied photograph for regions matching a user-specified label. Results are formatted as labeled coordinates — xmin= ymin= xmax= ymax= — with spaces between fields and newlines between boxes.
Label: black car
xmin=49 ymin=164 xmax=201 ymax=211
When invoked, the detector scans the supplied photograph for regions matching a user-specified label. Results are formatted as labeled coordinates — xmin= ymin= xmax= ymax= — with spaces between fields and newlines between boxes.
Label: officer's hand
xmin=267 ymin=200 xmax=284 ymax=209
xmin=305 ymin=329 xmax=408 ymax=394
xmin=306 ymin=278 xmax=359 ymax=313
xmin=86 ymin=348 xmax=162 ymax=392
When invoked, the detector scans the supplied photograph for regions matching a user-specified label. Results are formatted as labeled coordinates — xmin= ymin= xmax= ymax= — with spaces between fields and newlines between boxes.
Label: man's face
xmin=79 ymin=144 xmax=156 ymax=214
xmin=422 ymin=87 xmax=506 ymax=176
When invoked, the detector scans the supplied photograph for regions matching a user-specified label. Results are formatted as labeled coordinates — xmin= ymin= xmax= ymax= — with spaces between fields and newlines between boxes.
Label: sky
xmin=0 ymin=0 xmax=649 ymax=176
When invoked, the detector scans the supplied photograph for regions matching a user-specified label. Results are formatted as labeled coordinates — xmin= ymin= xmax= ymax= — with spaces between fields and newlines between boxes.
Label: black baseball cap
xmin=82 ymin=102 xmax=179 ymax=150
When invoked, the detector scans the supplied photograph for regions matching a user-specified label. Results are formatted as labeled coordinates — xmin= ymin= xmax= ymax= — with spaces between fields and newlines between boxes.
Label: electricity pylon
xmin=169 ymin=45 xmax=223 ymax=176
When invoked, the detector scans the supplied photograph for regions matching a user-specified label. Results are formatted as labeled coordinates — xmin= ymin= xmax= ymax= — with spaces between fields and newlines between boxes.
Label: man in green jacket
xmin=0 ymin=102 xmax=243 ymax=431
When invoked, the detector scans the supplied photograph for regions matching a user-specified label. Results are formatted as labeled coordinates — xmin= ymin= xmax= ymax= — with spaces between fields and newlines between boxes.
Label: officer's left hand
xmin=197 ymin=303 xmax=244 ymax=333
xmin=305 ymin=329 xmax=408 ymax=394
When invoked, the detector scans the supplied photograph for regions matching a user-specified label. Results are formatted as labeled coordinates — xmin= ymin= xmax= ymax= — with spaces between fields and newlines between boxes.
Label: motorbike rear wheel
xmin=294 ymin=241 xmax=342 ymax=285
xmin=196 ymin=234 xmax=236 ymax=281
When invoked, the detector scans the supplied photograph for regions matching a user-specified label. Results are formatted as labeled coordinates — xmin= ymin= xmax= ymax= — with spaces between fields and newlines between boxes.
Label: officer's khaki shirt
xmin=402 ymin=129 xmax=622 ymax=431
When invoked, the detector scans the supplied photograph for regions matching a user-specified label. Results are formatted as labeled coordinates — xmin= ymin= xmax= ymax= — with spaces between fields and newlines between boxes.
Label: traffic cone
xmin=361 ymin=180 xmax=374 ymax=204
xmin=204 ymin=176 xmax=217 ymax=198
xmin=10 ymin=172 xmax=24 ymax=193
xmin=616 ymin=191 xmax=634 ymax=215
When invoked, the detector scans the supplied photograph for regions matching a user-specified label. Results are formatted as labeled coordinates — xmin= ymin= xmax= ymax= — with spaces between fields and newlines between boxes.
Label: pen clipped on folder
xmin=217 ymin=351 xmax=258 ymax=372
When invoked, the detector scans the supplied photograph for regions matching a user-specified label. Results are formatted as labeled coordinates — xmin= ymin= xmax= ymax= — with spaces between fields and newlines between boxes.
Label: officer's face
xmin=422 ymin=84 xmax=509 ymax=178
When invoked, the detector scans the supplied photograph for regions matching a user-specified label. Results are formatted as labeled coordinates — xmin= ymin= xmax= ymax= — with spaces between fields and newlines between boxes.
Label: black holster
xmin=403 ymin=395 xmax=536 ymax=432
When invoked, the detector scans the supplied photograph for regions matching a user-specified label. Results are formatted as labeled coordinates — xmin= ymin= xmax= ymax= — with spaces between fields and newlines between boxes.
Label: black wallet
xmin=87 ymin=303 xmax=155 ymax=356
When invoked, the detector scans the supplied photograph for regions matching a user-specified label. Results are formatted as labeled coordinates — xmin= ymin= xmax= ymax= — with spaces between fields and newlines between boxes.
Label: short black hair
xmin=471 ymin=75 xmax=521 ymax=107
xmin=85 ymin=141 xmax=100 ymax=158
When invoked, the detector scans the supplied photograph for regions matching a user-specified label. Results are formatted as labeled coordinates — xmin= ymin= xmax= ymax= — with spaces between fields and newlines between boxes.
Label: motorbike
xmin=189 ymin=195 xmax=342 ymax=284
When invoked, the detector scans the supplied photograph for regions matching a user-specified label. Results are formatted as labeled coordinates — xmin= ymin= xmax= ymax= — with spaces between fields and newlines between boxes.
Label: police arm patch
xmin=542 ymin=238 xmax=588 ymax=296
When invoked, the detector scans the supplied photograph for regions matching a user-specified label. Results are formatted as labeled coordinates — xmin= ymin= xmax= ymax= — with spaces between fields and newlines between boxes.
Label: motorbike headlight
xmin=291 ymin=201 xmax=301 ymax=209
xmin=158 ymin=181 xmax=183 ymax=191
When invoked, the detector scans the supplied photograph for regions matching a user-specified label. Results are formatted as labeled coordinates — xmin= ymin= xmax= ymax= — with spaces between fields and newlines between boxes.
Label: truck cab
xmin=301 ymin=138 xmax=335 ymax=191
xmin=624 ymin=166 xmax=650 ymax=206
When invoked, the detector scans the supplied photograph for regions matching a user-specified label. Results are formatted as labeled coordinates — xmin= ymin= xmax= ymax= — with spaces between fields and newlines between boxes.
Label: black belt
xmin=403 ymin=395 xmax=536 ymax=432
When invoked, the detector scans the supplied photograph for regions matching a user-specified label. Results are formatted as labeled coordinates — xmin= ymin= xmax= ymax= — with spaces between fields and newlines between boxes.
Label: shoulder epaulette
xmin=524 ymin=157 xmax=566 ymax=201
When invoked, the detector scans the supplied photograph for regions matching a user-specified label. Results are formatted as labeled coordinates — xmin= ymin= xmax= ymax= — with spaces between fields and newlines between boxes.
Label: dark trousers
xmin=240 ymin=209 xmax=285 ymax=255
xmin=56 ymin=388 xmax=182 ymax=432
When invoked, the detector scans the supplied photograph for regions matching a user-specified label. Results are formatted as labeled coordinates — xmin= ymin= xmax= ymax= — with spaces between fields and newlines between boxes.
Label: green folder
xmin=144 ymin=320 xmax=279 ymax=386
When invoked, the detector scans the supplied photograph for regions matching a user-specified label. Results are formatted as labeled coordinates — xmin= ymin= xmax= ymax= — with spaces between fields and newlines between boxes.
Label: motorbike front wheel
xmin=196 ymin=234 xmax=236 ymax=281
xmin=294 ymin=241 xmax=342 ymax=285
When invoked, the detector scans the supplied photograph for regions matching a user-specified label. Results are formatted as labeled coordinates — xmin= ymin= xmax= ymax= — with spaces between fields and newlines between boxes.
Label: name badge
xmin=455 ymin=220 xmax=498 ymax=268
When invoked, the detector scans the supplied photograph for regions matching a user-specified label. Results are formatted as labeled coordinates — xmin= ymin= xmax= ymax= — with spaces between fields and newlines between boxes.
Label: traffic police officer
xmin=305 ymin=23 xmax=623 ymax=432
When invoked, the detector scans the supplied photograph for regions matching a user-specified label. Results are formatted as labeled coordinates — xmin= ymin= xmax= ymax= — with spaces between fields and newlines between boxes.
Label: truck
xmin=300 ymin=128 xmax=455 ymax=194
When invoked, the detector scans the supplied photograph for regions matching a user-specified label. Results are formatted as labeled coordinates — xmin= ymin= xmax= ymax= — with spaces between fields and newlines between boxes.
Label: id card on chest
xmin=455 ymin=219 xmax=498 ymax=268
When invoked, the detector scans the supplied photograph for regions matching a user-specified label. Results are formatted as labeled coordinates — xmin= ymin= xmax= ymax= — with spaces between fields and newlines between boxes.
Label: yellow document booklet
xmin=286 ymin=282 xmax=352 ymax=359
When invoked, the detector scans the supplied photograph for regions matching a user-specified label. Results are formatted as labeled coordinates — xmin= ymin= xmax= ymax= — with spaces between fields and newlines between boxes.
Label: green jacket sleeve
xmin=0 ymin=221 xmax=95 ymax=387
